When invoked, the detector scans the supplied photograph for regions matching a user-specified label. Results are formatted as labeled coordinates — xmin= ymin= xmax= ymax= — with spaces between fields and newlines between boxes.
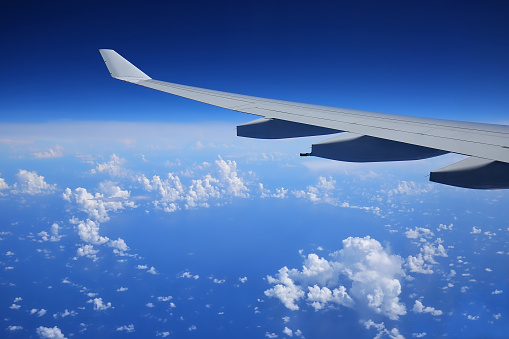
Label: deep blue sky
xmin=1 ymin=0 xmax=508 ymax=123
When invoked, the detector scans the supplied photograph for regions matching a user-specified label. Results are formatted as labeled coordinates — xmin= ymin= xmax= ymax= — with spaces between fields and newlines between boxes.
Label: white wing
xmin=99 ymin=49 xmax=509 ymax=189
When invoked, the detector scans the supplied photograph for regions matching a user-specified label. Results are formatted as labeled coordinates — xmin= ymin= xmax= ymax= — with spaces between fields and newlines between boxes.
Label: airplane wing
xmin=99 ymin=49 xmax=509 ymax=189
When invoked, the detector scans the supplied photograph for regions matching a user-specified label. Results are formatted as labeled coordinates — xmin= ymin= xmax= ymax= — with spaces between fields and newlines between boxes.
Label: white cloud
xmin=12 ymin=170 xmax=57 ymax=195
xmin=36 ymin=326 xmax=66 ymax=339
xmin=470 ymin=227 xmax=482 ymax=234
xmin=265 ymin=333 xmax=279 ymax=338
xmin=491 ymin=289 xmax=503 ymax=295
xmin=265 ymin=236 xmax=405 ymax=320
xmin=92 ymin=154 xmax=131 ymax=177
xmin=109 ymin=238 xmax=129 ymax=252
xmin=7 ymin=325 xmax=23 ymax=331
xmin=156 ymin=331 xmax=171 ymax=337
xmin=147 ymin=266 xmax=157 ymax=275
xmin=283 ymin=327 xmax=293 ymax=337
xmin=386 ymin=180 xmax=431 ymax=196
xmin=117 ymin=287 xmax=128 ymax=292
xmin=33 ymin=145 xmax=63 ymax=159
xmin=146 ymin=302 xmax=155 ymax=308
xmin=157 ymin=296 xmax=173 ymax=302
xmin=116 ymin=324 xmax=135 ymax=333
xmin=412 ymin=300 xmax=442 ymax=316
xmin=76 ymin=244 xmax=99 ymax=261
xmin=87 ymin=298 xmax=112 ymax=311
xmin=10 ymin=304 xmax=21 ymax=310
xmin=413 ymin=333 xmax=427 ymax=338
xmin=363 ymin=320 xmax=404 ymax=339
xmin=180 ymin=271 xmax=199 ymax=279
xmin=64 ymin=185 xmax=135 ymax=223
xmin=239 ymin=276 xmax=248 ymax=283
xmin=0 ymin=175 xmax=9 ymax=191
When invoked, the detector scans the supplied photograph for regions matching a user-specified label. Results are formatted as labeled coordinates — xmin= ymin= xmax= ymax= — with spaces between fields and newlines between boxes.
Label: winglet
xmin=99 ymin=49 xmax=151 ymax=82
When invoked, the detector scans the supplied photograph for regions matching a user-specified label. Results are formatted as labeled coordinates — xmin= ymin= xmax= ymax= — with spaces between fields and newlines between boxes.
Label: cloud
xmin=180 ymin=271 xmax=199 ymax=279
xmin=157 ymin=296 xmax=173 ymax=302
xmin=266 ymin=333 xmax=279 ymax=338
xmin=405 ymin=231 xmax=448 ymax=275
xmin=7 ymin=325 xmax=23 ymax=331
xmin=63 ymin=185 xmax=135 ymax=223
xmin=117 ymin=287 xmax=128 ymax=292
xmin=239 ymin=276 xmax=248 ymax=283
xmin=39 ymin=223 xmax=62 ymax=242
xmin=283 ymin=327 xmax=293 ymax=337
xmin=363 ymin=320 xmax=404 ymax=339
xmin=87 ymin=298 xmax=112 ymax=311
xmin=265 ymin=236 xmax=406 ymax=320
xmin=91 ymin=154 xmax=131 ymax=177
xmin=76 ymin=244 xmax=99 ymax=261
xmin=11 ymin=170 xmax=57 ymax=195
xmin=33 ymin=145 xmax=63 ymax=159
xmin=36 ymin=326 xmax=66 ymax=339
xmin=140 ymin=156 xmax=249 ymax=212
xmin=412 ymin=300 xmax=442 ymax=316
xmin=0 ymin=175 xmax=9 ymax=191
xmin=10 ymin=304 xmax=21 ymax=310
xmin=116 ymin=324 xmax=135 ymax=333
xmin=385 ymin=181 xmax=431 ymax=196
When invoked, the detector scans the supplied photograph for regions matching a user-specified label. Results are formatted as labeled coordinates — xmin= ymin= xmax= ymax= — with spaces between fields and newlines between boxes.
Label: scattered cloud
xmin=87 ymin=298 xmax=112 ymax=311
xmin=7 ymin=325 xmax=23 ymax=332
xmin=412 ymin=300 xmax=442 ymax=316
xmin=36 ymin=326 xmax=66 ymax=339
xmin=33 ymin=145 xmax=63 ymax=159
xmin=265 ymin=236 xmax=406 ymax=320
xmin=116 ymin=324 xmax=135 ymax=333
xmin=11 ymin=170 xmax=57 ymax=195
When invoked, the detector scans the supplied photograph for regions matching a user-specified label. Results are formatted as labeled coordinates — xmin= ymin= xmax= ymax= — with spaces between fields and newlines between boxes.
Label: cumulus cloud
xmin=39 ymin=223 xmax=62 ymax=242
xmin=36 ymin=326 xmax=66 ymax=339
xmin=12 ymin=170 xmax=57 ymax=195
xmin=63 ymin=185 xmax=135 ymax=223
xmin=265 ymin=236 xmax=406 ymax=320
xmin=117 ymin=324 xmax=135 ymax=332
xmin=412 ymin=300 xmax=442 ymax=316
xmin=405 ymin=229 xmax=448 ymax=275
xmin=0 ymin=174 xmax=9 ymax=191
xmin=363 ymin=320 xmax=404 ymax=339
xmin=139 ymin=156 xmax=249 ymax=212
xmin=180 ymin=271 xmax=199 ymax=279
xmin=386 ymin=181 xmax=431 ymax=196
xmin=7 ymin=325 xmax=23 ymax=331
xmin=117 ymin=287 xmax=128 ymax=292
xmin=91 ymin=154 xmax=131 ymax=177
xmin=33 ymin=145 xmax=63 ymax=159
xmin=76 ymin=244 xmax=99 ymax=261
xmin=87 ymin=298 xmax=112 ymax=311
xmin=292 ymin=176 xmax=380 ymax=215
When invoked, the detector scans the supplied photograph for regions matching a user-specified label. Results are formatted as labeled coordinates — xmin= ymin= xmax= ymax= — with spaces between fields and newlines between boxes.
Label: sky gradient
xmin=2 ymin=1 xmax=509 ymax=338
xmin=1 ymin=0 xmax=508 ymax=123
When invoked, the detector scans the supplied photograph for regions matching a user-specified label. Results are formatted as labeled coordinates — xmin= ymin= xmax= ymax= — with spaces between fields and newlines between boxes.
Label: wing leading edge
xmin=99 ymin=49 xmax=509 ymax=189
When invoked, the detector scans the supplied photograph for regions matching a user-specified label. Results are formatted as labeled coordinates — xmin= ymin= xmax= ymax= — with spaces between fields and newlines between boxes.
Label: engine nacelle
xmin=237 ymin=118 xmax=340 ymax=139
xmin=309 ymin=133 xmax=448 ymax=162
xmin=430 ymin=157 xmax=509 ymax=189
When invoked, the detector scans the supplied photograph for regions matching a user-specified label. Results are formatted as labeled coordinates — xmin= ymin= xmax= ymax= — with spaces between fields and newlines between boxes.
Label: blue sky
xmin=1 ymin=0 xmax=508 ymax=123
xmin=2 ymin=1 xmax=509 ymax=339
